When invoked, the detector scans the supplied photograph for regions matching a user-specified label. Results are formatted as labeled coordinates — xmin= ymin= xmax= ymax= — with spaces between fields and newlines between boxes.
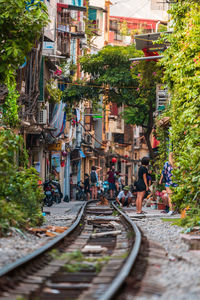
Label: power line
xmin=127 ymin=0 xmax=148 ymax=19
xmin=58 ymin=81 xmax=145 ymax=89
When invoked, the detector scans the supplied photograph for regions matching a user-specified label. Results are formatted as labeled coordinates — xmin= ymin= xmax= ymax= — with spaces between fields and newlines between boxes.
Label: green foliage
xmin=0 ymin=0 xmax=49 ymax=82
xmin=3 ymin=71 xmax=19 ymax=127
xmin=0 ymin=0 xmax=48 ymax=127
xmin=63 ymin=45 xmax=163 ymax=158
xmin=158 ymin=24 xmax=167 ymax=33
xmin=160 ymin=1 xmax=200 ymax=218
xmin=154 ymin=109 xmax=171 ymax=177
xmin=46 ymin=79 xmax=62 ymax=103
xmin=120 ymin=20 xmax=130 ymax=36
xmin=0 ymin=129 xmax=44 ymax=235
xmin=50 ymin=249 xmax=110 ymax=274
xmin=124 ymin=60 xmax=163 ymax=158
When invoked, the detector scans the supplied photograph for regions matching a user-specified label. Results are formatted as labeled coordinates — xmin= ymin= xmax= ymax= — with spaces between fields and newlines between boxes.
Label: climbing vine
xmin=161 ymin=0 xmax=200 ymax=222
xmin=3 ymin=71 xmax=19 ymax=127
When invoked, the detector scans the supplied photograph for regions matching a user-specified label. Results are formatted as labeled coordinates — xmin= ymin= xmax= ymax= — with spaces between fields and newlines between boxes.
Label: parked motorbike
xmin=51 ymin=180 xmax=63 ymax=204
xmin=76 ymin=181 xmax=86 ymax=201
xmin=43 ymin=180 xmax=63 ymax=206
xmin=102 ymin=181 xmax=109 ymax=196
xmin=43 ymin=180 xmax=54 ymax=207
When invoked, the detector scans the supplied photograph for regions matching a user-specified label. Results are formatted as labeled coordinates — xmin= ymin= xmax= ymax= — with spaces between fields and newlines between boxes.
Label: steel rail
xmin=0 ymin=201 xmax=91 ymax=277
xmin=100 ymin=202 xmax=142 ymax=300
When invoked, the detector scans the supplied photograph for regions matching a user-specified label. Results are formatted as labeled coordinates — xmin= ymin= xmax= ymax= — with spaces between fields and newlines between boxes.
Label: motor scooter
xmin=51 ymin=180 xmax=63 ymax=204
xmin=76 ymin=181 xmax=86 ymax=201
xmin=43 ymin=180 xmax=54 ymax=207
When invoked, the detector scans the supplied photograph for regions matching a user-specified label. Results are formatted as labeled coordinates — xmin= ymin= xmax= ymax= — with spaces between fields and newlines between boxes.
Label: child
xmin=84 ymin=173 xmax=90 ymax=200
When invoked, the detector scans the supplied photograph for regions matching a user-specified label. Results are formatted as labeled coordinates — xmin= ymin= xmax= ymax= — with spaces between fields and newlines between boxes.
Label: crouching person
xmin=116 ymin=186 xmax=132 ymax=207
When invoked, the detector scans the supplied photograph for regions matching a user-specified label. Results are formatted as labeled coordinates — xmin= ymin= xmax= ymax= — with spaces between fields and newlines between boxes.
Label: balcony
xmin=57 ymin=3 xmax=85 ymax=39
xmin=57 ymin=32 xmax=70 ymax=57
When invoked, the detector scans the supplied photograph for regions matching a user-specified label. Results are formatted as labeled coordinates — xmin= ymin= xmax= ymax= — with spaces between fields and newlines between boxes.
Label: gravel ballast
xmin=0 ymin=201 xmax=83 ymax=269
xmin=132 ymin=217 xmax=200 ymax=300
xmin=1 ymin=204 xmax=200 ymax=300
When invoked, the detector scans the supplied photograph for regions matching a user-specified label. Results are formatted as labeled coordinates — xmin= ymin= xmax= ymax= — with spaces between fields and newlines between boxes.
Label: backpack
xmin=91 ymin=171 xmax=97 ymax=183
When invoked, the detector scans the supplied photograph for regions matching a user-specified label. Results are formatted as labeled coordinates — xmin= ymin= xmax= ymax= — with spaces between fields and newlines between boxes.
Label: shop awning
xmin=57 ymin=3 xmax=86 ymax=12
xmin=157 ymin=116 xmax=170 ymax=127
xmin=129 ymin=32 xmax=172 ymax=61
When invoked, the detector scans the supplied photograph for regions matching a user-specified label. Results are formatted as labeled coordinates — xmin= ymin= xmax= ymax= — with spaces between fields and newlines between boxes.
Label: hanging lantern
xmin=61 ymin=160 xmax=65 ymax=167
xmin=111 ymin=157 xmax=117 ymax=163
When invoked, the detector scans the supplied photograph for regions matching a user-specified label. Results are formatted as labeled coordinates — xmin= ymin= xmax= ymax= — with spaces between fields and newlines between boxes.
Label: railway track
xmin=0 ymin=201 xmax=141 ymax=300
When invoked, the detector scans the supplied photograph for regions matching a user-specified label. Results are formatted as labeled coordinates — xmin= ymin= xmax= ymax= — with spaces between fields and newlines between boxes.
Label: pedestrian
xmin=159 ymin=152 xmax=177 ymax=215
xmin=70 ymin=173 xmax=73 ymax=200
xmin=84 ymin=173 xmax=90 ymax=200
xmin=147 ymin=169 xmax=152 ymax=187
xmin=135 ymin=157 xmax=150 ymax=214
xmin=107 ymin=165 xmax=117 ymax=199
xmin=116 ymin=186 xmax=133 ymax=207
xmin=90 ymin=166 xmax=101 ymax=200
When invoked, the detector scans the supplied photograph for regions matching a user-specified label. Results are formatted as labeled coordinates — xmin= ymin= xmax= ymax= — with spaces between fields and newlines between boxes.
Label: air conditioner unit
xmin=38 ymin=109 xmax=47 ymax=124
xmin=106 ymin=132 xmax=112 ymax=141
xmin=77 ymin=21 xmax=85 ymax=33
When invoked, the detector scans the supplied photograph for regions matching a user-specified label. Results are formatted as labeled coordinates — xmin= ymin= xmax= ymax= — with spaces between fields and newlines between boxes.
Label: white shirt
xmin=117 ymin=190 xmax=132 ymax=200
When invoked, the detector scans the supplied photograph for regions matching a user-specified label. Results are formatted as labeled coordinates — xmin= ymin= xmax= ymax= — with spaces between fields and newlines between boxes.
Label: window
xmin=151 ymin=0 xmax=167 ymax=10
xmin=114 ymin=31 xmax=122 ymax=41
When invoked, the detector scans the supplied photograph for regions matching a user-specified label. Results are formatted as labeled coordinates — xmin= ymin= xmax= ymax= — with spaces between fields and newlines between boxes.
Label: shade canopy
xmin=134 ymin=32 xmax=171 ymax=51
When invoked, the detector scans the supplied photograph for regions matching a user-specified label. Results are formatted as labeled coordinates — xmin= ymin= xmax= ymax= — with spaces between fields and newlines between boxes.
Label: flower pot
xmin=157 ymin=203 xmax=166 ymax=210
xmin=151 ymin=202 xmax=157 ymax=209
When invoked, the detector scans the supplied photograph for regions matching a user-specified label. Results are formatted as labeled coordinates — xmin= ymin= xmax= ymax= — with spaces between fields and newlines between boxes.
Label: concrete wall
xmin=44 ymin=0 xmax=57 ymax=42
xmin=110 ymin=0 xmax=169 ymax=22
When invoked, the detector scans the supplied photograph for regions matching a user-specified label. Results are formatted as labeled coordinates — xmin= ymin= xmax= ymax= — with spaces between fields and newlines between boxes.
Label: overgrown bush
xmin=160 ymin=0 xmax=200 ymax=226
xmin=0 ymin=129 xmax=43 ymax=235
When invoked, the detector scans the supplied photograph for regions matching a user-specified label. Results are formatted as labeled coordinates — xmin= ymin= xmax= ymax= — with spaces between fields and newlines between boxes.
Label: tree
xmin=63 ymin=45 xmax=161 ymax=158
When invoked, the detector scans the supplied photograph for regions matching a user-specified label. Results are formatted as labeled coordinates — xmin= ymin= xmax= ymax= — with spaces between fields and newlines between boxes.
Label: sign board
xmin=48 ymin=141 xmax=62 ymax=151
xmin=52 ymin=152 xmax=61 ymax=173
xmin=43 ymin=42 xmax=55 ymax=50
xmin=93 ymin=115 xmax=102 ymax=119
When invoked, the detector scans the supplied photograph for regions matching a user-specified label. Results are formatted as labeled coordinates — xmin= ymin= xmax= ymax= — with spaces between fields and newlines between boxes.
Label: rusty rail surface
xmin=0 ymin=201 xmax=87 ymax=278
xmin=0 ymin=200 xmax=142 ymax=300
xmin=100 ymin=201 xmax=142 ymax=300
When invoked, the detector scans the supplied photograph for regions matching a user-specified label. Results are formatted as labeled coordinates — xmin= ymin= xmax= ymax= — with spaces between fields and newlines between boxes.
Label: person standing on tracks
xmin=90 ymin=166 xmax=101 ymax=200
xmin=116 ymin=186 xmax=133 ymax=207
xmin=159 ymin=152 xmax=177 ymax=215
xmin=135 ymin=157 xmax=150 ymax=214
xmin=70 ymin=173 xmax=74 ymax=200
xmin=107 ymin=165 xmax=117 ymax=199
xmin=84 ymin=173 xmax=90 ymax=200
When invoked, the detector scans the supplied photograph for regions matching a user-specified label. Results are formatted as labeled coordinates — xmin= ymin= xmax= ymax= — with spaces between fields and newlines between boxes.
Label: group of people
xmin=116 ymin=153 xmax=176 ymax=215
xmin=74 ymin=152 xmax=176 ymax=215
xmin=84 ymin=166 xmax=102 ymax=200
xmin=83 ymin=165 xmax=126 ymax=201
